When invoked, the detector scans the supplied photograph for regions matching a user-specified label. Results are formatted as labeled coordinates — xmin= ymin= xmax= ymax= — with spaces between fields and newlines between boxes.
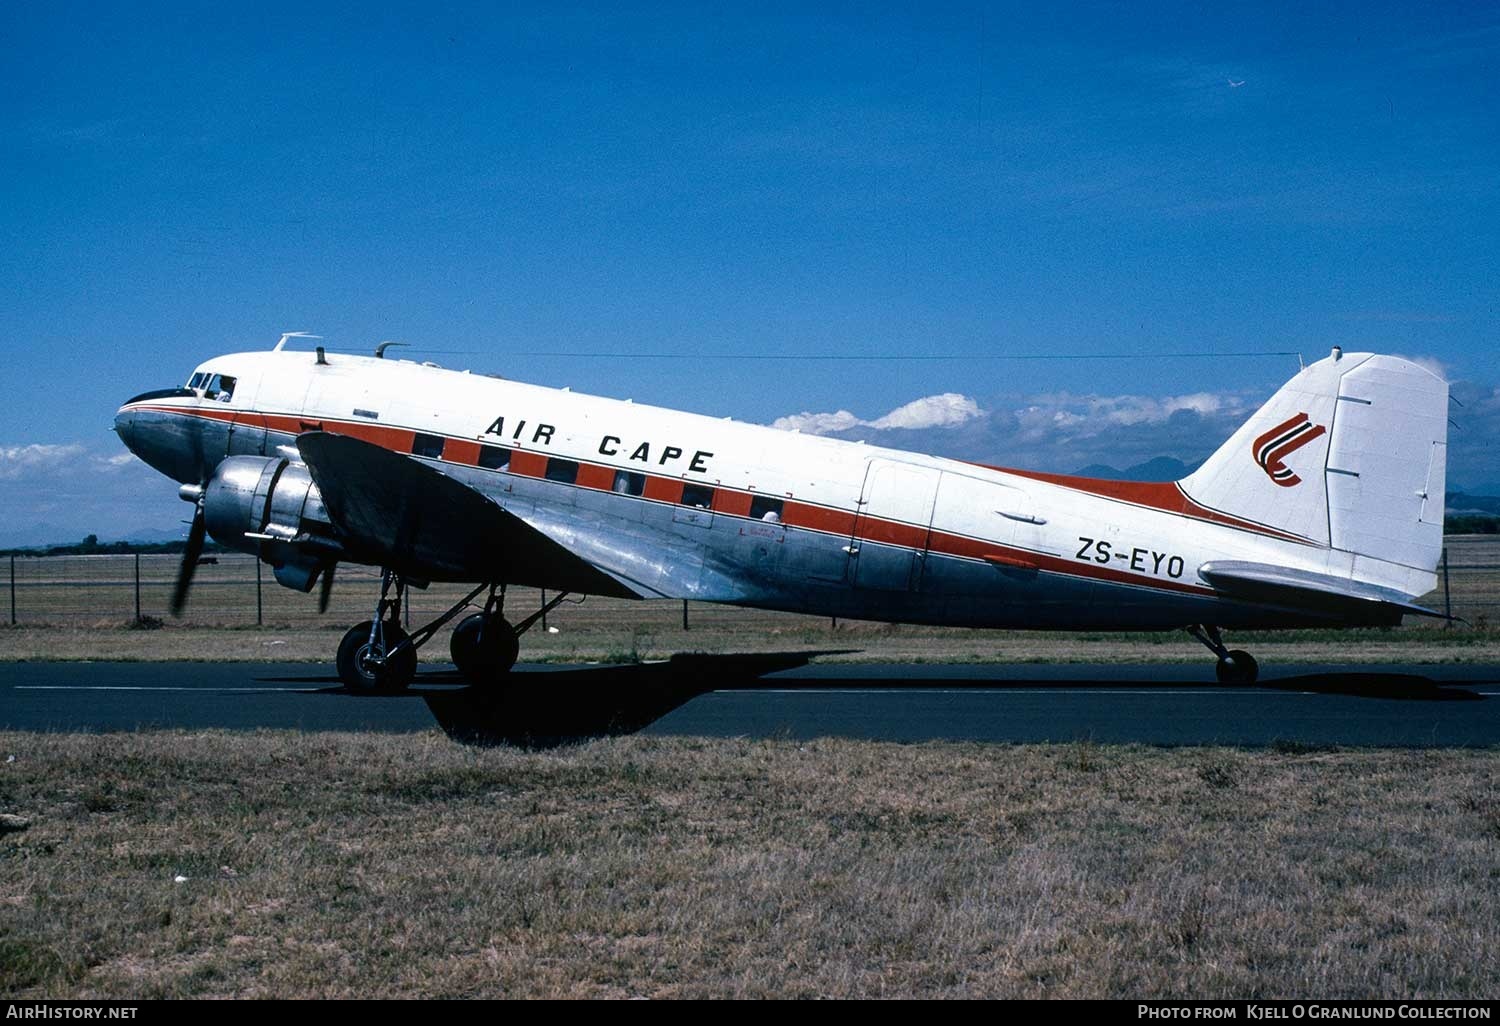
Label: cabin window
xmin=203 ymin=374 xmax=236 ymax=402
xmin=612 ymin=470 xmax=645 ymax=496
xmin=681 ymin=483 xmax=714 ymax=509
xmin=478 ymin=445 xmax=511 ymax=471
xmin=412 ymin=433 xmax=446 ymax=459
xmin=749 ymin=496 xmax=784 ymax=522
xmin=545 ymin=458 xmax=579 ymax=484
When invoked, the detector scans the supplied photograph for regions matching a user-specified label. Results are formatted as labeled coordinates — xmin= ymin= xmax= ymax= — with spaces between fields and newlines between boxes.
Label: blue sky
xmin=3 ymin=3 xmax=1498 ymax=543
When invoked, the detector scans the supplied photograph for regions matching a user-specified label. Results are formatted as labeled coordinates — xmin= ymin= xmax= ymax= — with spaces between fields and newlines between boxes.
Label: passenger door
xmin=848 ymin=459 xmax=941 ymax=591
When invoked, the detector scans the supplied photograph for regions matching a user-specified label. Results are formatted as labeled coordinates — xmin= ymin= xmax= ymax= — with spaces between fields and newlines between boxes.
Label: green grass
xmin=1 ymin=731 xmax=1497 ymax=999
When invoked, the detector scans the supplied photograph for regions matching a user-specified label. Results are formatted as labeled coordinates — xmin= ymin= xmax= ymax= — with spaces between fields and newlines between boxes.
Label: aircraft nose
xmin=114 ymin=406 xmax=138 ymax=453
xmin=113 ymin=393 xmax=210 ymax=484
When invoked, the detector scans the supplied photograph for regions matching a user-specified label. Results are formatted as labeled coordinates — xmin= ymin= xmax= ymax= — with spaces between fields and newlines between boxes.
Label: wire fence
xmin=0 ymin=553 xmax=806 ymax=632
xmin=4 ymin=536 xmax=1499 ymax=630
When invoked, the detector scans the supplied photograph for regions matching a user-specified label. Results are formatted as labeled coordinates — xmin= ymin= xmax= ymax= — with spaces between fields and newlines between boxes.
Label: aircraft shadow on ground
xmin=419 ymin=658 xmax=1482 ymax=748
xmin=1256 ymin=672 xmax=1483 ymax=702
xmin=420 ymin=651 xmax=847 ymax=748
xmin=254 ymin=655 xmax=1483 ymax=749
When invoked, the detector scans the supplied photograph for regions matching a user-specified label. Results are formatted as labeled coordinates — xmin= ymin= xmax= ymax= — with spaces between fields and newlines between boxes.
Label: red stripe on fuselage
xmin=130 ymin=402 xmax=1219 ymax=598
xmin=782 ymin=502 xmax=855 ymax=537
xmin=712 ymin=490 xmax=754 ymax=517
xmin=974 ymin=464 xmax=1311 ymax=544
xmin=444 ymin=439 xmax=482 ymax=467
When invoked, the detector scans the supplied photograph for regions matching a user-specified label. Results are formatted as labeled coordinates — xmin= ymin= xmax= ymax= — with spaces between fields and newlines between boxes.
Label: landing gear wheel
xmin=449 ymin=613 xmax=520 ymax=684
xmin=1215 ymin=649 xmax=1259 ymax=684
xmin=337 ymin=619 xmax=418 ymax=693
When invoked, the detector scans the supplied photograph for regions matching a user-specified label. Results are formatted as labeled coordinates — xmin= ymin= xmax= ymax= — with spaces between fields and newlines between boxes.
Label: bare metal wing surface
xmin=296 ymin=432 xmax=643 ymax=598
xmin=296 ymin=431 xmax=761 ymax=604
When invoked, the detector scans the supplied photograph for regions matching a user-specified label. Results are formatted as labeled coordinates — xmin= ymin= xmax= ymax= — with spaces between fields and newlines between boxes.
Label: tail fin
xmin=1180 ymin=350 xmax=1448 ymax=580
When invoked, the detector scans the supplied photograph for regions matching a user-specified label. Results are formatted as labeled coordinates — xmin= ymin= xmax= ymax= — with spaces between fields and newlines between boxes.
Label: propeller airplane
xmin=114 ymin=337 xmax=1450 ymax=691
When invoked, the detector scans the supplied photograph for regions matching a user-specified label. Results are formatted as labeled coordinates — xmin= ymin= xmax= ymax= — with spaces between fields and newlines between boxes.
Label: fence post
xmin=255 ymin=559 xmax=263 ymax=627
xmin=682 ymin=599 xmax=689 ymax=631
xmin=541 ymin=589 xmax=548 ymax=632
xmin=9 ymin=555 xmax=14 ymax=625
xmin=134 ymin=554 xmax=141 ymax=623
xmin=1441 ymin=546 xmax=1452 ymax=627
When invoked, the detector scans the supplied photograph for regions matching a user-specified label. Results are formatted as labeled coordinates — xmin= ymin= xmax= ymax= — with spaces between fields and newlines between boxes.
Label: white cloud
xmin=94 ymin=452 xmax=140 ymax=471
xmin=0 ymin=442 xmax=181 ymax=546
xmin=772 ymin=393 xmax=984 ymax=435
xmin=1022 ymin=390 xmax=1244 ymax=430
xmin=869 ymin=393 xmax=983 ymax=430
xmin=0 ymin=444 xmax=87 ymax=480
xmin=770 ymin=409 xmax=864 ymax=434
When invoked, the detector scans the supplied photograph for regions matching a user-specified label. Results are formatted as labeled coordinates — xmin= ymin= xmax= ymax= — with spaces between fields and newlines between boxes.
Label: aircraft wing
xmin=295 ymin=432 xmax=761 ymax=602
xmin=1197 ymin=560 xmax=1448 ymax=624
xmin=296 ymin=432 xmax=643 ymax=597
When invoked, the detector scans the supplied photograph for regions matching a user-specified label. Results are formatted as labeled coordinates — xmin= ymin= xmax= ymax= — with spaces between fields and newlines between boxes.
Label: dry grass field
xmin=2 ymin=535 xmax=1498 ymax=665
xmin=1 ymin=731 xmax=1496 ymax=999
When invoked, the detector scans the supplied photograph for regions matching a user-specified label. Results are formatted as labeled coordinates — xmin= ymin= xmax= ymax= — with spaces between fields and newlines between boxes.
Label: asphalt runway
xmin=2 ymin=657 xmax=1498 ymax=747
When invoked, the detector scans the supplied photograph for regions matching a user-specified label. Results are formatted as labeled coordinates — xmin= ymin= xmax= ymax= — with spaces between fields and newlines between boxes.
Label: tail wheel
xmin=450 ymin=613 xmax=520 ymax=685
xmin=337 ymin=619 xmax=418 ymax=693
xmin=1215 ymin=649 xmax=1259 ymax=684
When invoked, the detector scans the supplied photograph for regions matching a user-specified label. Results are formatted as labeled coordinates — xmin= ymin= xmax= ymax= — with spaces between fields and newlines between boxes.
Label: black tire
xmin=336 ymin=619 xmax=417 ymax=693
xmin=449 ymin=613 xmax=520 ymax=685
xmin=1215 ymin=649 xmax=1259 ymax=684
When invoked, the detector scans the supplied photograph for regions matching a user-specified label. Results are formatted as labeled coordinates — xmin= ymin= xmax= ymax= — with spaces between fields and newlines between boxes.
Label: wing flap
xmin=1197 ymin=560 xmax=1447 ymax=623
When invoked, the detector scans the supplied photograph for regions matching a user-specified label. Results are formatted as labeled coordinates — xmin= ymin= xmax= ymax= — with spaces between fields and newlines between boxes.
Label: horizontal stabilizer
xmin=296 ymin=432 xmax=643 ymax=597
xmin=1197 ymin=560 xmax=1447 ymax=624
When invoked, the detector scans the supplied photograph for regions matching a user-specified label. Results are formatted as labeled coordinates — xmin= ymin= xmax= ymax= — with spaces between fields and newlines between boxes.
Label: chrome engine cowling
xmin=202 ymin=456 xmax=340 ymax=591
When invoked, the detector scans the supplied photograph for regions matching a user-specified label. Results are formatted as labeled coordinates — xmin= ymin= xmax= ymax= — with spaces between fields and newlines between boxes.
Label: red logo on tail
xmin=1252 ymin=413 xmax=1326 ymax=487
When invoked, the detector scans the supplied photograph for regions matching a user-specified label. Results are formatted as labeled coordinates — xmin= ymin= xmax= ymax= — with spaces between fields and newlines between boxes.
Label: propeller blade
xmin=170 ymin=504 xmax=206 ymax=616
xmin=318 ymin=563 xmax=336 ymax=614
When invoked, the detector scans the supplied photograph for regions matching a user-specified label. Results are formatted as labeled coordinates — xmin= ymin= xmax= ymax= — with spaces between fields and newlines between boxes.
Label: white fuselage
xmin=119 ymin=349 xmax=1425 ymax=630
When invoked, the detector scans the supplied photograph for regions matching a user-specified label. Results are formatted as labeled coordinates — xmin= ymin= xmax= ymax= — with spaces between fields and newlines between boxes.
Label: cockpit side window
xmin=204 ymin=374 xmax=237 ymax=402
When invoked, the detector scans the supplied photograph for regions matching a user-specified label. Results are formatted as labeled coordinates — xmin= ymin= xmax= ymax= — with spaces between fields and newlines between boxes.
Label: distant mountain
xmin=1070 ymin=457 xmax=1200 ymax=481
xmin=1447 ymin=492 xmax=1500 ymax=515
xmin=1452 ymin=482 xmax=1500 ymax=504
xmin=108 ymin=526 xmax=190 ymax=545
xmin=0 ymin=522 xmax=79 ymax=551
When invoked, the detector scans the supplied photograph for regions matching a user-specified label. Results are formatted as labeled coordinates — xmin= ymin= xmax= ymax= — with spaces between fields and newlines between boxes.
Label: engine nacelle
xmin=202 ymin=456 xmax=339 ymax=590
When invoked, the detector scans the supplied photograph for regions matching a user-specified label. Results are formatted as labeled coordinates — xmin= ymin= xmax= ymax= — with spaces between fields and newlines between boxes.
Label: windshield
xmin=203 ymin=373 xmax=236 ymax=402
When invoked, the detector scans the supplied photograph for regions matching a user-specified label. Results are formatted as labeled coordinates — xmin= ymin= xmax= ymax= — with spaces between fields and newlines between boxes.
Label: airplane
xmin=114 ymin=336 xmax=1450 ymax=692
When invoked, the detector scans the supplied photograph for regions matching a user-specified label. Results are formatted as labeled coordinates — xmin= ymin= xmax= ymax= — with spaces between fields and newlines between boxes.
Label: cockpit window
xmin=187 ymin=372 xmax=207 ymax=390
xmin=203 ymin=374 xmax=236 ymax=402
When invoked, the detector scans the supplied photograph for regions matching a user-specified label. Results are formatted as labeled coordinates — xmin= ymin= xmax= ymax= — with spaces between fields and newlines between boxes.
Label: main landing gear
xmin=335 ymin=572 xmax=572 ymax=693
xmin=449 ymin=585 xmax=520 ymax=684
xmin=1187 ymin=624 xmax=1259 ymax=684
xmin=450 ymin=587 xmax=573 ymax=685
